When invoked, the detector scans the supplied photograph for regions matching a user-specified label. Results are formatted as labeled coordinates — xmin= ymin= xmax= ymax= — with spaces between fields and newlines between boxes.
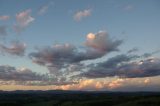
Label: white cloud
xmin=85 ymin=31 xmax=122 ymax=52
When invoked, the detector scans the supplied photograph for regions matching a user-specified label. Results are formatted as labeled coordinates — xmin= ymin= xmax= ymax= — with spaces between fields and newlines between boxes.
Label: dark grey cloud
xmin=0 ymin=65 xmax=47 ymax=81
xmin=0 ymin=25 xmax=7 ymax=36
xmin=142 ymin=50 xmax=160 ymax=58
xmin=0 ymin=41 xmax=26 ymax=56
xmin=29 ymin=44 xmax=76 ymax=66
xmin=29 ymin=31 xmax=122 ymax=79
xmin=78 ymin=54 xmax=160 ymax=78
xmin=0 ymin=65 xmax=77 ymax=86
xmin=24 ymin=81 xmax=78 ymax=86
xmin=127 ymin=48 xmax=139 ymax=53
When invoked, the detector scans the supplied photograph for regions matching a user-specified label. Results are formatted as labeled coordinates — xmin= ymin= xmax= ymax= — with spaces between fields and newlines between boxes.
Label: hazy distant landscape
xmin=0 ymin=90 xmax=160 ymax=106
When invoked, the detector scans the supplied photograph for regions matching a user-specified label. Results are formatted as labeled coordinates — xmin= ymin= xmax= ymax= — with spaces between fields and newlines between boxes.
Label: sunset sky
xmin=0 ymin=0 xmax=160 ymax=91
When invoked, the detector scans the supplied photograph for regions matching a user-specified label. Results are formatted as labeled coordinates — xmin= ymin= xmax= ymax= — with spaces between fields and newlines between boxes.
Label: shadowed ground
xmin=0 ymin=90 xmax=160 ymax=106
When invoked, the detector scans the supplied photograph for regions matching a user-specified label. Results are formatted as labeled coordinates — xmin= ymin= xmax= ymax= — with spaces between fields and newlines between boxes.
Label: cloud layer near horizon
xmin=0 ymin=30 xmax=160 ymax=87
xmin=79 ymin=54 xmax=160 ymax=78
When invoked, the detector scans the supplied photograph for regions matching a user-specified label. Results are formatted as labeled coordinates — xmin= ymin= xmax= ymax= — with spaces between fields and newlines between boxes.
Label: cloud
xmin=0 ymin=65 xmax=77 ymax=86
xmin=54 ymin=77 xmax=160 ymax=91
xmin=54 ymin=79 xmax=99 ymax=90
xmin=0 ymin=25 xmax=7 ymax=36
xmin=85 ymin=31 xmax=122 ymax=53
xmin=74 ymin=9 xmax=91 ymax=21
xmin=127 ymin=48 xmax=139 ymax=53
xmin=0 ymin=65 xmax=46 ymax=81
xmin=38 ymin=2 xmax=53 ymax=15
xmin=29 ymin=44 xmax=76 ymax=66
xmin=29 ymin=31 xmax=122 ymax=80
xmin=29 ymin=44 xmax=84 ymax=79
xmin=124 ymin=5 xmax=134 ymax=11
xmin=0 ymin=41 xmax=26 ymax=56
xmin=38 ymin=5 xmax=49 ymax=15
xmin=78 ymin=53 xmax=160 ymax=78
xmin=14 ymin=9 xmax=34 ymax=33
xmin=142 ymin=50 xmax=160 ymax=58
xmin=0 ymin=15 xmax=10 ymax=21
xmin=144 ymin=78 xmax=150 ymax=84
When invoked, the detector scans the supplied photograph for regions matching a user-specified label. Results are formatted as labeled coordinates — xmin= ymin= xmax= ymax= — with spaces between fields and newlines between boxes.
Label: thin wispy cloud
xmin=38 ymin=2 xmax=54 ymax=15
xmin=123 ymin=5 xmax=134 ymax=11
xmin=14 ymin=9 xmax=35 ymax=33
xmin=127 ymin=48 xmax=139 ymax=53
xmin=0 ymin=15 xmax=10 ymax=21
xmin=74 ymin=9 xmax=92 ymax=21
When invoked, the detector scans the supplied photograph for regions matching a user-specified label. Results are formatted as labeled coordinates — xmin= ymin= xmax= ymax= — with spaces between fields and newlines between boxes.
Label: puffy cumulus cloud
xmin=29 ymin=32 xmax=122 ymax=82
xmin=29 ymin=31 xmax=122 ymax=67
xmin=111 ymin=77 xmax=160 ymax=91
xmin=108 ymin=79 xmax=125 ymax=89
xmin=53 ymin=78 xmax=132 ymax=90
xmin=108 ymin=77 xmax=159 ymax=91
xmin=29 ymin=44 xmax=75 ymax=66
xmin=79 ymin=53 xmax=160 ymax=78
xmin=55 ymin=79 xmax=116 ymax=90
xmin=29 ymin=44 xmax=85 ymax=81
xmin=54 ymin=77 xmax=159 ymax=91
xmin=0 ymin=25 xmax=7 ymax=36
xmin=54 ymin=79 xmax=103 ymax=90
xmin=14 ymin=9 xmax=34 ymax=33
xmin=144 ymin=78 xmax=150 ymax=84
xmin=0 ymin=41 xmax=26 ymax=56
xmin=0 ymin=15 xmax=10 ymax=21
xmin=74 ymin=9 xmax=91 ymax=21
xmin=85 ymin=31 xmax=122 ymax=53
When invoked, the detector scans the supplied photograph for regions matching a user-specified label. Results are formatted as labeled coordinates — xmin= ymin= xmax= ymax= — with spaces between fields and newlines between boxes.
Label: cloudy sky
xmin=0 ymin=0 xmax=160 ymax=91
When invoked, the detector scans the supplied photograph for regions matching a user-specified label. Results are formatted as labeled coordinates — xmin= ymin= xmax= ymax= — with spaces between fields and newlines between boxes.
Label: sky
xmin=0 ymin=0 xmax=160 ymax=91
